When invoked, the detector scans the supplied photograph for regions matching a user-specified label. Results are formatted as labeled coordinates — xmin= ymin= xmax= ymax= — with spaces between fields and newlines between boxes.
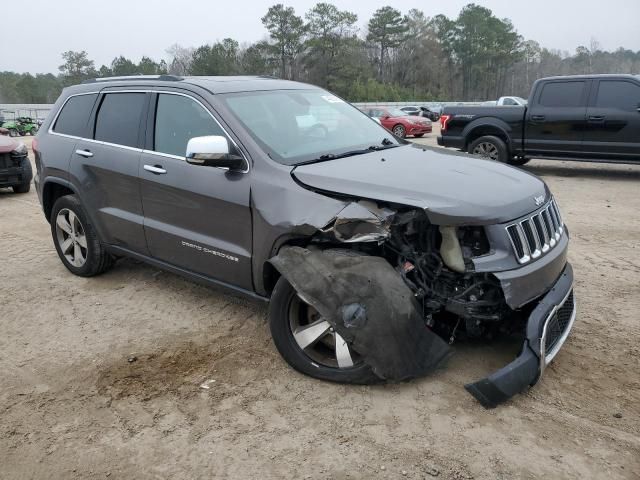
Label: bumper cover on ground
xmin=465 ymin=262 xmax=576 ymax=408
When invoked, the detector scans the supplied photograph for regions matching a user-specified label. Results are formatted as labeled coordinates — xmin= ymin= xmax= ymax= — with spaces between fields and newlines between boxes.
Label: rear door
xmin=583 ymin=78 xmax=640 ymax=161
xmin=70 ymin=91 xmax=149 ymax=254
xmin=525 ymin=80 xmax=589 ymax=156
xmin=139 ymin=91 xmax=253 ymax=290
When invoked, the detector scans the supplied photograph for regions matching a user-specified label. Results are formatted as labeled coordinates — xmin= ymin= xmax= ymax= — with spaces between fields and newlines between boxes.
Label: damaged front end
xmin=270 ymin=200 xmax=575 ymax=408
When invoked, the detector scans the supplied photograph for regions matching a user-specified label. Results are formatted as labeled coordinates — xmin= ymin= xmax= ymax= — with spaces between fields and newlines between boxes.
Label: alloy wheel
xmin=288 ymin=294 xmax=360 ymax=369
xmin=55 ymin=208 xmax=88 ymax=267
xmin=473 ymin=142 xmax=499 ymax=160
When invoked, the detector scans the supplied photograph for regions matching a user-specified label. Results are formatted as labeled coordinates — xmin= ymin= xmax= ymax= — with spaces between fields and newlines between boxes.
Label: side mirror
xmin=381 ymin=115 xmax=390 ymax=120
xmin=186 ymin=135 xmax=246 ymax=171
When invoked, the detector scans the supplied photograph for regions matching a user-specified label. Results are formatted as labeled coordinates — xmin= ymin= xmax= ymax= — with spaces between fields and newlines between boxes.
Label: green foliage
xmin=3 ymin=3 xmax=640 ymax=104
xmin=261 ymin=4 xmax=306 ymax=79
xmin=367 ymin=6 xmax=409 ymax=81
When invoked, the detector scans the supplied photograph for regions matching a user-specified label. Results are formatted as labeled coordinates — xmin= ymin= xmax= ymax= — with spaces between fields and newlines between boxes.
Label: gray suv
xmin=34 ymin=75 xmax=576 ymax=408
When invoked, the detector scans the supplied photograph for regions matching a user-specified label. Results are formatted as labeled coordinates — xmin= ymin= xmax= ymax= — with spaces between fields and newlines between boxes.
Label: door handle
xmin=143 ymin=164 xmax=167 ymax=175
xmin=75 ymin=149 xmax=93 ymax=158
xmin=588 ymin=115 xmax=605 ymax=123
xmin=530 ymin=115 xmax=545 ymax=122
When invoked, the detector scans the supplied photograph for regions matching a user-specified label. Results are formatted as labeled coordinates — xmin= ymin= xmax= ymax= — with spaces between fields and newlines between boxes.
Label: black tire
xmin=414 ymin=133 xmax=425 ymax=138
xmin=50 ymin=194 xmax=115 ymax=277
xmin=269 ymin=276 xmax=379 ymax=384
xmin=12 ymin=158 xmax=32 ymax=193
xmin=468 ymin=135 xmax=509 ymax=163
xmin=392 ymin=124 xmax=406 ymax=138
xmin=12 ymin=182 xmax=30 ymax=193
xmin=508 ymin=157 xmax=531 ymax=166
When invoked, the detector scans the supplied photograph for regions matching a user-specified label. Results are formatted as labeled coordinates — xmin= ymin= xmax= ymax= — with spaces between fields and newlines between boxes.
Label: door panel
xmin=583 ymin=79 xmax=640 ymax=160
xmin=69 ymin=92 xmax=148 ymax=254
xmin=71 ymin=141 xmax=147 ymax=253
xmin=140 ymin=92 xmax=253 ymax=290
xmin=525 ymin=80 xmax=589 ymax=156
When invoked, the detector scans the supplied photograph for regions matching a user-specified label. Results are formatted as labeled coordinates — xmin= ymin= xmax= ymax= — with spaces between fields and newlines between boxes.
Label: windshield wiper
xmin=297 ymin=141 xmax=400 ymax=166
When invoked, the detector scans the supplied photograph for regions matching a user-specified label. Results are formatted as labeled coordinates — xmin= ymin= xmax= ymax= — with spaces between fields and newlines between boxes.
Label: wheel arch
xmin=463 ymin=119 xmax=512 ymax=151
xmin=42 ymin=178 xmax=77 ymax=223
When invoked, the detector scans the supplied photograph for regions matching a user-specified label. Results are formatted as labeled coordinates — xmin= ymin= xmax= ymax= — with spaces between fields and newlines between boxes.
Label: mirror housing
xmin=186 ymin=135 xmax=246 ymax=171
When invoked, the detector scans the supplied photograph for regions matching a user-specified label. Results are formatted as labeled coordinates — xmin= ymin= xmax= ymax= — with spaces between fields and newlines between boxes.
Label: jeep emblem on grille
xmin=534 ymin=195 xmax=545 ymax=207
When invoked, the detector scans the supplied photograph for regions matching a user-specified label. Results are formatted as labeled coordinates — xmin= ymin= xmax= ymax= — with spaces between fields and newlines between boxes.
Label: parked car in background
xmin=367 ymin=107 xmax=432 ymax=138
xmin=0 ymin=135 xmax=32 ymax=193
xmin=438 ymin=74 xmax=640 ymax=165
xmin=400 ymin=105 xmax=441 ymax=121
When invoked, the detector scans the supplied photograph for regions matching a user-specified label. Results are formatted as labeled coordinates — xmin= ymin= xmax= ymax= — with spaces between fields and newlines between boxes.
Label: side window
xmin=595 ymin=81 xmax=640 ymax=111
xmin=94 ymin=93 xmax=146 ymax=148
xmin=154 ymin=94 xmax=225 ymax=157
xmin=53 ymin=94 xmax=98 ymax=137
xmin=539 ymin=82 xmax=585 ymax=107
xmin=503 ymin=98 xmax=517 ymax=106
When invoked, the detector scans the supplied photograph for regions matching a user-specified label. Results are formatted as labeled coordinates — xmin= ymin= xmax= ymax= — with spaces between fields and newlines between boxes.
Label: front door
xmin=139 ymin=91 xmax=253 ymax=290
xmin=583 ymin=78 xmax=640 ymax=161
xmin=525 ymin=80 xmax=589 ymax=157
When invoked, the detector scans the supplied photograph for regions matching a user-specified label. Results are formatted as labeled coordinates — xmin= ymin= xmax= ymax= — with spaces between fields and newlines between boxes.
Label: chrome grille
xmin=507 ymin=200 xmax=564 ymax=264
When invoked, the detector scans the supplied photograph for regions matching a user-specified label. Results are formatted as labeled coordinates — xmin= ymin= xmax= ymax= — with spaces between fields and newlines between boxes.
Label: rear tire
xmin=468 ymin=135 xmax=509 ymax=163
xmin=12 ymin=182 xmax=30 ymax=193
xmin=51 ymin=195 xmax=115 ymax=277
xmin=269 ymin=276 xmax=379 ymax=384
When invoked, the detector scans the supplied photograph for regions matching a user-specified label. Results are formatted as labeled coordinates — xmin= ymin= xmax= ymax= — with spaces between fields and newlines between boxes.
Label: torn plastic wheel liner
xmin=269 ymin=247 xmax=452 ymax=381
xmin=465 ymin=263 xmax=575 ymax=408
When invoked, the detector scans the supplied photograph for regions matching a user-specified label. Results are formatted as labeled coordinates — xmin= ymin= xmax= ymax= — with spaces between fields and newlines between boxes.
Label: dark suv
xmin=34 ymin=75 xmax=576 ymax=407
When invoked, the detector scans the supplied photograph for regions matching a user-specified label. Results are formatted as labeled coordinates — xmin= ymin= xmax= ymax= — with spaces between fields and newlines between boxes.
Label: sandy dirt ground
xmin=1 ymin=132 xmax=639 ymax=479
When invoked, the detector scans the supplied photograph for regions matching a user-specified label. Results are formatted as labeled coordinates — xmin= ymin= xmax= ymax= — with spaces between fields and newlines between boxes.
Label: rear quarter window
xmin=539 ymin=82 xmax=585 ymax=107
xmin=52 ymin=94 xmax=98 ymax=137
xmin=94 ymin=93 xmax=146 ymax=148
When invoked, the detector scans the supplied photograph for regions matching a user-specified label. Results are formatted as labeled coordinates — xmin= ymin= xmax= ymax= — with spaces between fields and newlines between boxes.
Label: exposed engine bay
xmin=312 ymin=201 xmax=522 ymax=343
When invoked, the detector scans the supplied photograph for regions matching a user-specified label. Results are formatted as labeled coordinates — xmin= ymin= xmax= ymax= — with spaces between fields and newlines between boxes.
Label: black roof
xmin=538 ymin=74 xmax=640 ymax=82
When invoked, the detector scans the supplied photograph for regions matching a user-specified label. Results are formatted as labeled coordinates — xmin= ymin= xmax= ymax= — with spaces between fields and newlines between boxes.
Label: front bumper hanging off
xmin=465 ymin=262 xmax=576 ymax=408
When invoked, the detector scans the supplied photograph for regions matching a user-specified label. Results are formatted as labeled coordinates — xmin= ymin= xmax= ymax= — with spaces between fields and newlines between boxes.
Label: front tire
xmin=269 ymin=276 xmax=379 ymax=384
xmin=51 ymin=195 xmax=114 ymax=277
xmin=392 ymin=124 xmax=406 ymax=138
xmin=468 ymin=135 xmax=509 ymax=163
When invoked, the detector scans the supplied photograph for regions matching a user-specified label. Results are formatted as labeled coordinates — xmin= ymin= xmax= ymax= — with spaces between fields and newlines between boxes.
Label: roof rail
xmin=82 ymin=74 xmax=183 ymax=84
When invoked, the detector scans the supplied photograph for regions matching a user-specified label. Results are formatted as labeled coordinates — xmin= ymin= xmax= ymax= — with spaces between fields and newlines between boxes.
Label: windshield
xmin=221 ymin=90 xmax=401 ymax=165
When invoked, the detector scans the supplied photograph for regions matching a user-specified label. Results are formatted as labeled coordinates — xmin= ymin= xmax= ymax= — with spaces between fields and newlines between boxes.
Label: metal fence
xmin=0 ymin=104 xmax=53 ymax=122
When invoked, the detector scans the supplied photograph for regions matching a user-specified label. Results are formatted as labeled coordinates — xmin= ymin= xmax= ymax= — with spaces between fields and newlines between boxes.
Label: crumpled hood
xmin=0 ymin=135 xmax=19 ymax=154
xmin=292 ymin=145 xmax=548 ymax=226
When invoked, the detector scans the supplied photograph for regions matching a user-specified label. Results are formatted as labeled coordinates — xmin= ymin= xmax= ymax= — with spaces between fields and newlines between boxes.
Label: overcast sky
xmin=4 ymin=0 xmax=639 ymax=74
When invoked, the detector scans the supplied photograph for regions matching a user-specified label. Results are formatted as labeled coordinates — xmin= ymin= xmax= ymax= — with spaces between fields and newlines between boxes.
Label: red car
xmin=366 ymin=107 xmax=432 ymax=138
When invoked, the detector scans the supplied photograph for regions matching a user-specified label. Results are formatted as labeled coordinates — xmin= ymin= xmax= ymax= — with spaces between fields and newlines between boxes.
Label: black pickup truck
xmin=438 ymin=74 xmax=640 ymax=165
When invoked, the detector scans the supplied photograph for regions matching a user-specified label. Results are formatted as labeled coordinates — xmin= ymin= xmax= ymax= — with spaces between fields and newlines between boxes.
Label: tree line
xmin=1 ymin=3 xmax=639 ymax=104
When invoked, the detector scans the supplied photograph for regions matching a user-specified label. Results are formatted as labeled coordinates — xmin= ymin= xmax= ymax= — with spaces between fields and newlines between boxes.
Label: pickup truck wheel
xmin=392 ymin=124 xmax=406 ymax=138
xmin=269 ymin=276 xmax=379 ymax=384
xmin=51 ymin=195 xmax=115 ymax=277
xmin=468 ymin=136 xmax=508 ymax=163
